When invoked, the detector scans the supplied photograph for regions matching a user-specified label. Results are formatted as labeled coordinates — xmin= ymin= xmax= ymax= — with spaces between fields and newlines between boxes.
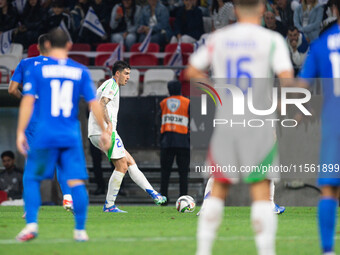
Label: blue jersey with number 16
xmin=299 ymin=23 xmax=340 ymax=131
xmin=23 ymin=57 xmax=96 ymax=149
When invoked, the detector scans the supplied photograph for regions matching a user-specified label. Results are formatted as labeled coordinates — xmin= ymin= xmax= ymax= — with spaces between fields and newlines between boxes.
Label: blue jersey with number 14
xmin=23 ymin=57 xmax=96 ymax=149
xmin=299 ymin=23 xmax=340 ymax=131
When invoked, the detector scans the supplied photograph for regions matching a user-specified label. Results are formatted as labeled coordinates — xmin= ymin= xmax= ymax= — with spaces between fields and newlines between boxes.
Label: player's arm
xmin=100 ymin=96 xmax=113 ymax=133
xmin=89 ymin=100 xmax=111 ymax=151
xmin=16 ymin=95 xmax=35 ymax=156
xmin=8 ymin=81 xmax=22 ymax=99
xmin=9 ymin=61 xmax=24 ymax=99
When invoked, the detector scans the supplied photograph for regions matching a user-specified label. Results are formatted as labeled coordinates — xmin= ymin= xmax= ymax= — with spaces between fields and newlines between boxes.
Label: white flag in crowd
xmin=104 ymin=40 xmax=124 ymax=67
xmin=168 ymin=42 xmax=182 ymax=75
xmin=82 ymin=7 xmax=106 ymax=37
xmin=13 ymin=0 xmax=27 ymax=14
xmin=0 ymin=30 xmax=13 ymax=54
xmin=138 ymin=28 xmax=152 ymax=53
xmin=59 ymin=20 xmax=73 ymax=43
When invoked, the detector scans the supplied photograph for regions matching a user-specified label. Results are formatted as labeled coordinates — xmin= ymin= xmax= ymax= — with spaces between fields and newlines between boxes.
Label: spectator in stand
xmin=137 ymin=0 xmax=172 ymax=49
xmin=92 ymin=0 xmax=111 ymax=33
xmin=170 ymin=0 xmax=204 ymax=43
xmin=271 ymin=0 xmax=295 ymax=28
xmin=13 ymin=0 xmax=46 ymax=49
xmin=0 ymin=151 xmax=23 ymax=200
xmin=0 ymin=0 xmax=18 ymax=32
xmin=71 ymin=0 xmax=90 ymax=33
xmin=211 ymin=0 xmax=236 ymax=30
xmin=110 ymin=0 xmax=141 ymax=50
xmin=294 ymin=0 xmax=324 ymax=42
xmin=286 ymin=26 xmax=309 ymax=75
xmin=45 ymin=1 xmax=73 ymax=34
xmin=264 ymin=10 xmax=287 ymax=37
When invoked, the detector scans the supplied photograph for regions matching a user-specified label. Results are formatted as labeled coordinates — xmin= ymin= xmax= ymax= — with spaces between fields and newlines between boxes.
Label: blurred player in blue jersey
xmin=299 ymin=1 xmax=340 ymax=254
xmin=15 ymin=29 xmax=111 ymax=242
xmin=9 ymin=34 xmax=74 ymax=212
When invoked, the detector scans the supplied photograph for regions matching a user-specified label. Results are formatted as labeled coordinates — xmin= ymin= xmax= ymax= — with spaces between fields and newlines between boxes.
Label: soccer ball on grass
xmin=176 ymin=195 xmax=196 ymax=213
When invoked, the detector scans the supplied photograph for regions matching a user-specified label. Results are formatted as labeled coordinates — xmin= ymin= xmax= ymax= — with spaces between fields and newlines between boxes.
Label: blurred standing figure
xmin=159 ymin=80 xmax=190 ymax=204
xmin=294 ymin=0 xmax=324 ymax=42
xmin=110 ymin=0 xmax=141 ymax=50
xmin=211 ymin=0 xmax=236 ymax=30
xmin=138 ymin=0 xmax=172 ymax=49
xmin=170 ymin=0 xmax=204 ymax=43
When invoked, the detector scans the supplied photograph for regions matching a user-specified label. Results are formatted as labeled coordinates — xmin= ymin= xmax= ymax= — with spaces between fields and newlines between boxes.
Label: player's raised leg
xmin=125 ymin=150 xmax=167 ymax=205
xmin=250 ymin=180 xmax=277 ymax=255
xmin=196 ymin=179 xmax=228 ymax=255
xmin=318 ymin=185 xmax=339 ymax=255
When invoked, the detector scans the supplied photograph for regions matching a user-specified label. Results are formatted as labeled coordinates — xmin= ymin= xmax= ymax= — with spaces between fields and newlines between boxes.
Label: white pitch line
xmin=0 ymin=235 xmax=333 ymax=245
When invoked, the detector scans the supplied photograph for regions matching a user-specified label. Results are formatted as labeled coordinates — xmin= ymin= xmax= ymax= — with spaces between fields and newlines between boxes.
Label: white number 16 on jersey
xmin=50 ymin=80 xmax=74 ymax=117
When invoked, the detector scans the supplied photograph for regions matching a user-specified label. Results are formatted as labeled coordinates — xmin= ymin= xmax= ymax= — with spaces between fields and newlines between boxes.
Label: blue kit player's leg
xmin=318 ymin=134 xmax=340 ymax=255
xmin=56 ymin=168 xmax=73 ymax=211
xmin=16 ymin=148 xmax=58 ymax=242
xmin=59 ymin=144 xmax=89 ymax=241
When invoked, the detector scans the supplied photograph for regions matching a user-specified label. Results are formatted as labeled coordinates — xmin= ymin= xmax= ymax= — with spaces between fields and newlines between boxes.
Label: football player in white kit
xmin=88 ymin=61 xmax=167 ymax=212
xmin=186 ymin=0 xmax=294 ymax=254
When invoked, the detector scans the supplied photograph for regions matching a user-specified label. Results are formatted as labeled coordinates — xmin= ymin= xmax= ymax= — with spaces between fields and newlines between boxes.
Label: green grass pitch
xmin=0 ymin=206 xmax=339 ymax=254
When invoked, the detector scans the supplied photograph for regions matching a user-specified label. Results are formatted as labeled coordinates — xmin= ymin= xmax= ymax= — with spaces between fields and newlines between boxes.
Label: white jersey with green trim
xmin=190 ymin=23 xmax=292 ymax=78
xmin=88 ymin=78 xmax=120 ymax=137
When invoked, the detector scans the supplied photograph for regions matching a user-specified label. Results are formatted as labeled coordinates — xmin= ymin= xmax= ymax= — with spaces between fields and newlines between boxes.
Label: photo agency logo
xmin=195 ymin=82 xmax=312 ymax=128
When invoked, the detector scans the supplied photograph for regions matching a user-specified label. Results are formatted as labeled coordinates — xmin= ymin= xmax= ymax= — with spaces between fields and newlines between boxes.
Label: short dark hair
xmin=38 ymin=34 xmax=49 ymax=54
xmin=332 ymin=0 xmax=340 ymax=14
xmin=288 ymin=26 xmax=299 ymax=32
xmin=1 ymin=151 xmax=15 ymax=159
xmin=47 ymin=28 xmax=69 ymax=48
xmin=111 ymin=61 xmax=131 ymax=76
xmin=234 ymin=0 xmax=262 ymax=7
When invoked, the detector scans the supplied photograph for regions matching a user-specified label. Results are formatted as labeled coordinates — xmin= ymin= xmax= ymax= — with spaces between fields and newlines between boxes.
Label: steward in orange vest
xmin=159 ymin=80 xmax=190 ymax=202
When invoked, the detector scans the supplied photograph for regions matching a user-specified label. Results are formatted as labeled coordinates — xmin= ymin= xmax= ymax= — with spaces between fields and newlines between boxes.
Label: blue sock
xmin=71 ymin=184 xmax=88 ymax=230
xmin=56 ymin=168 xmax=72 ymax=197
xmin=318 ymin=198 xmax=338 ymax=253
xmin=23 ymin=177 xmax=41 ymax=224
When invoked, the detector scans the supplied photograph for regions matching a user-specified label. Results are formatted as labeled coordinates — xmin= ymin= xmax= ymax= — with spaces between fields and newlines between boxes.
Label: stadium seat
xmin=27 ymin=44 xmax=39 ymax=57
xmin=6 ymin=43 xmax=23 ymax=60
xmin=0 ymin=55 xmax=20 ymax=71
xmin=129 ymin=53 xmax=158 ymax=67
xmin=71 ymin=43 xmax=91 ymax=52
xmin=142 ymin=69 xmax=175 ymax=96
xmin=164 ymin=53 xmax=190 ymax=65
xmin=95 ymin=54 xmax=111 ymax=67
xmin=164 ymin=43 xmax=194 ymax=53
xmin=89 ymin=68 xmax=106 ymax=84
xmin=96 ymin=43 xmax=119 ymax=52
xmin=0 ymin=190 xmax=8 ymax=204
xmin=120 ymin=69 xmax=140 ymax=97
xmin=69 ymin=54 xmax=90 ymax=66
xmin=130 ymin=43 xmax=160 ymax=53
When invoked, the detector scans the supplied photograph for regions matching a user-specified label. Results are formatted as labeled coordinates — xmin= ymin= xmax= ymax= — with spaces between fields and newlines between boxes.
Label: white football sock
xmin=269 ymin=181 xmax=275 ymax=208
xmin=63 ymin=194 xmax=72 ymax=202
xmin=251 ymin=200 xmax=277 ymax=255
xmin=128 ymin=164 xmax=154 ymax=191
xmin=106 ymin=170 xmax=125 ymax=207
xmin=196 ymin=197 xmax=224 ymax=255
xmin=201 ymin=177 xmax=214 ymax=212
